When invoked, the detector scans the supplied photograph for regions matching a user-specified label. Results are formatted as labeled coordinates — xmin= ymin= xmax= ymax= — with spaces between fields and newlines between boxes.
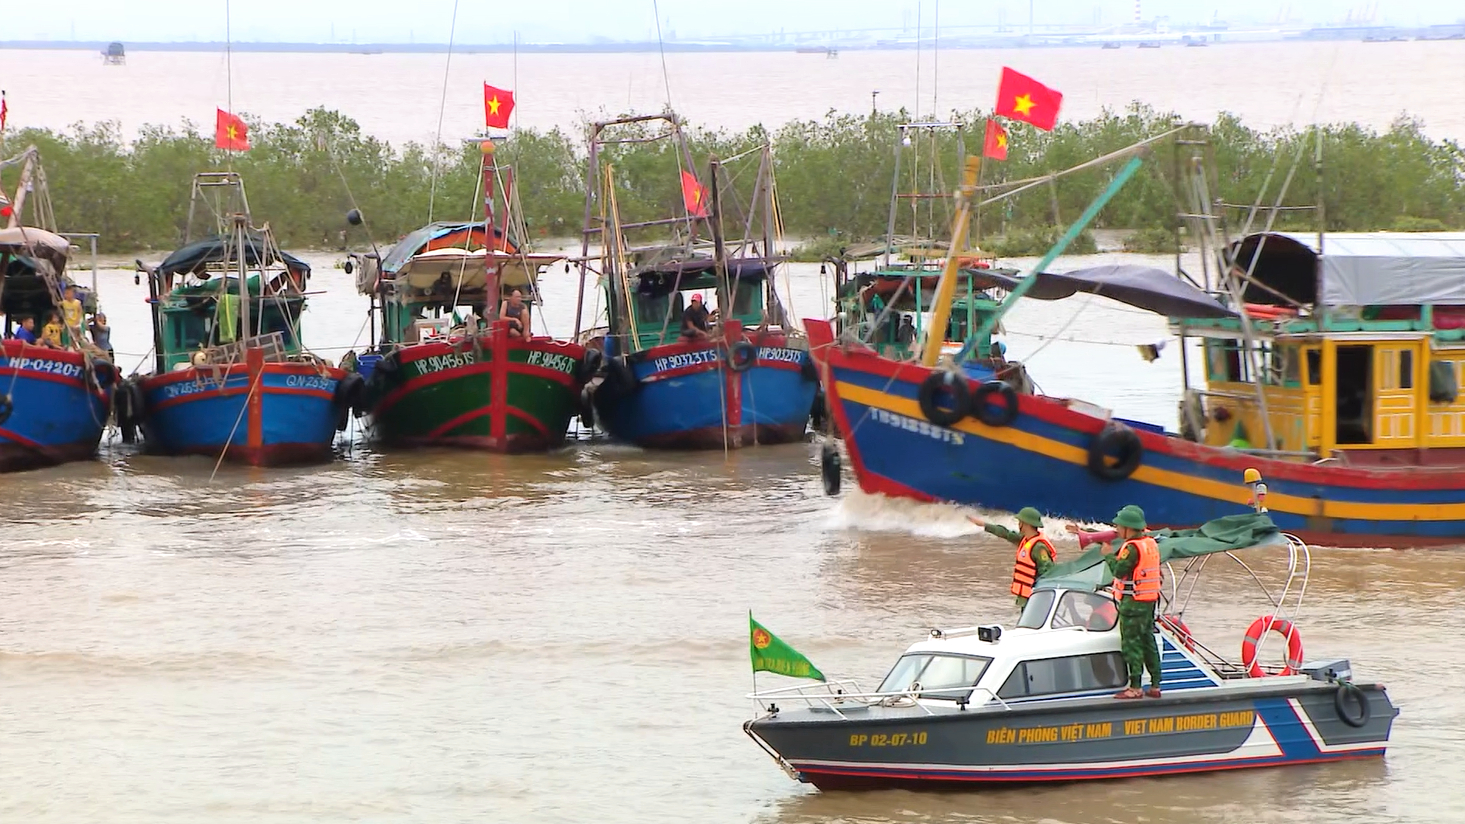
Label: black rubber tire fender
xmin=971 ymin=380 xmax=1019 ymax=427
xmin=332 ymin=372 xmax=366 ymax=430
xmin=1334 ymin=683 xmax=1370 ymax=728
xmin=917 ymin=370 xmax=970 ymax=428
xmin=0 ymin=392 xmax=12 ymax=427
xmin=727 ymin=340 xmax=757 ymax=373
xmin=576 ymin=348 xmax=604 ymax=384
xmin=578 ymin=385 xmax=597 ymax=431
xmin=606 ymin=356 xmax=638 ymax=394
xmin=820 ymin=440 xmax=842 ymax=496
xmin=1087 ymin=421 xmax=1144 ymax=481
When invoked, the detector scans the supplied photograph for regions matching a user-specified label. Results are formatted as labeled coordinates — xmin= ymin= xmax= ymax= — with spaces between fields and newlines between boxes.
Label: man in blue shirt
xmin=10 ymin=315 xmax=38 ymax=343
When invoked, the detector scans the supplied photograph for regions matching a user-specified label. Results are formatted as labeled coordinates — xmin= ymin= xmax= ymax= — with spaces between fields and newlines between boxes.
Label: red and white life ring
xmin=1159 ymin=613 xmax=1196 ymax=651
xmin=1240 ymin=615 xmax=1304 ymax=677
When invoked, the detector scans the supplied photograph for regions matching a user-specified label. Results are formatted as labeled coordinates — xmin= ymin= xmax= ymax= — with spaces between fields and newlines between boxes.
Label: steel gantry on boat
xmin=744 ymin=517 xmax=1397 ymax=790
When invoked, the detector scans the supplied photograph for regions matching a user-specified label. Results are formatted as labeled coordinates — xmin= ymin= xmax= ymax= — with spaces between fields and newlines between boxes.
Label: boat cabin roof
xmin=1234 ymin=231 xmax=1465 ymax=309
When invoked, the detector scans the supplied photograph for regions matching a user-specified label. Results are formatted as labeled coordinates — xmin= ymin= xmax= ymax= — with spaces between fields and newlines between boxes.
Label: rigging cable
xmin=427 ymin=0 xmax=462 ymax=223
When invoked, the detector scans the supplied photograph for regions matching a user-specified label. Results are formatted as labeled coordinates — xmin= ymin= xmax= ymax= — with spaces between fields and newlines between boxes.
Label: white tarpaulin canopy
xmin=1252 ymin=231 xmax=1465 ymax=307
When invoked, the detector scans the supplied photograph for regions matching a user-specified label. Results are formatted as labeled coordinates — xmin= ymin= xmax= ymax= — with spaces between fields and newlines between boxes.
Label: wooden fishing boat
xmin=574 ymin=114 xmax=817 ymax=450
xmin=348 ymin=141 xmax=590 ymax=452
xmin=810 ymin=127 xmax=1465 ymax=547
xmin=121 ymin=173 xmax=347 ymax=467
xmin=0 ymin=147 xmax=115 ymax=472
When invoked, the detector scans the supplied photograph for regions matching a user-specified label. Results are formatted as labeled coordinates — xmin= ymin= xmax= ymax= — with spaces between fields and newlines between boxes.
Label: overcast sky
xmin=4 ymin=1 xmax=1462 ymax=42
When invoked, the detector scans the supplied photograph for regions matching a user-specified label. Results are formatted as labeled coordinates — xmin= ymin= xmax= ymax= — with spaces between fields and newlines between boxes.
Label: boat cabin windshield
xmin=877 ymin=653 xmax=993 ymax=701
xmin=1018 ymin=589 xmax=1119 ymax=632
xmin=1016 ymin=589 xmax=1058 ymax=629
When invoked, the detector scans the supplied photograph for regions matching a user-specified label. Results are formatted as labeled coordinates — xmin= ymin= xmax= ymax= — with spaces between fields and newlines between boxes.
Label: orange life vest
xmin=1114 ymin=536 xmax=1161 ymax=602
xmin=1010 ymin=533 xmax=1057 ymax=599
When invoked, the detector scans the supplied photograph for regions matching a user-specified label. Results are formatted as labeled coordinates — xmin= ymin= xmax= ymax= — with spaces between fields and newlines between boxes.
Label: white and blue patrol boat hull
xmin=746 ymin=677 xmax=1395 ymax=790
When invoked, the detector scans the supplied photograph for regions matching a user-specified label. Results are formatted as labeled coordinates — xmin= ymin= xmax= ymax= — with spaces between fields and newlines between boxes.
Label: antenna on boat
xmin=651 ymin=0 xmax=674 ymax=110
xmin=426 ymin=0 xmax=462 ymax=223
xmin=224 ymin=0 xmax=233 ymax=175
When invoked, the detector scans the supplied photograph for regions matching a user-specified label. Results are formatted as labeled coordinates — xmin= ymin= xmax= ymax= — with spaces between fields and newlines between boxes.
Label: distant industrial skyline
xmin=3 ymin=1 xmax=1463 ymax=44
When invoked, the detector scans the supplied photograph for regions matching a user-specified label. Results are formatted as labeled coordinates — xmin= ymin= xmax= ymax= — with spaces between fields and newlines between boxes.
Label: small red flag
xmin=993 ymin=67 xmax=1063 ymax=132
xmin=1 ymin=92 xmax=8 ymax=134
xmin=483 ymin=83 xmax=515 ymax=129
xmin=680 ymin=170 xmax=709 ymax=218
xmin=214 ymin=109 xmax=250 ymax=151
xmin=982 ymin=119 xmax=1009 ymax=160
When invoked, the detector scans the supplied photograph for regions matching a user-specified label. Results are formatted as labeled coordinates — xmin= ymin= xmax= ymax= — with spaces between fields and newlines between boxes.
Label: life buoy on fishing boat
xmin=726 ymin=341 xmax=757 ymax=373
xmin=1334 ymin=683 xmax=1371 ymax=728
xmin=917 ymin=370 xmax=970 ymax=427
xmin=332 ymin=372 xmax=366 ymax=431
xmin=1159 ymin=613 xmax=1196 ymax=651
xmin=1240 ymin=615 xmax=1305 ymax=677
xmin=0 ymin=392 xmax=12 ymax=427
xmin=971 ymin=380 xmax=1019 ymax=427
xmin=90 ymin=358 xmax=117 ymax=389
xmin=820 ymin=440 xmax=842 ymax=496
xmin=1087 ymin=422 xmax=1144 ymax=481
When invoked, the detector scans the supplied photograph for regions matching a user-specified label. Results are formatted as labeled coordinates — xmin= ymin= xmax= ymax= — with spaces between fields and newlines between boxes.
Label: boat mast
xmin=481 ymin=140 xmax=501 ymax=322
xmin=708 ymin=157 xmax=731 ymax=316
xmin=916 ymin=156 xmax=978 ymax=368
xmin=234 ymin=214 xmax=250 ymax=342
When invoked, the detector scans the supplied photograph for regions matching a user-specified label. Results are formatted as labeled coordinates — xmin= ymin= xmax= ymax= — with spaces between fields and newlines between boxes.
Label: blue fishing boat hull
xmin=593 ymin=338 xmax=817 ymax=449
xmin=806 ymin=319 xmax=1465 ymax=548
xmin=0 ymin=342 xmax=112 ymax=472
xmin=135 ymin=361 xmax=346 ymax=466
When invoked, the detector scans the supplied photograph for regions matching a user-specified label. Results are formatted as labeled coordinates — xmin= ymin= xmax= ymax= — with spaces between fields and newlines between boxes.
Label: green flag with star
xmin=750 ymin=613 xmax=825 ymax=681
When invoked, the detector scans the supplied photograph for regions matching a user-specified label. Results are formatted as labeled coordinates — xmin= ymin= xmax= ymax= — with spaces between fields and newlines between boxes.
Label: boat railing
xmin=1166 ymin=532 xmax=1311 ymax=676
xmin=195 ymin=331 xmax=289 ymax=366
xmin=748 ymin=681 xmax=1012 ymax=719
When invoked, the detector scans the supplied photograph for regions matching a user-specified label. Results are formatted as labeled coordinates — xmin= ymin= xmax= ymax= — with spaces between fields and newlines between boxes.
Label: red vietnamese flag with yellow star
xmin=993 ymin=67 xmax=1063 ymax=131
xmin=982 ymin=118 xmax=1009 ymax=160
xmin=214 ymin=109 xmax=249 ymax=151
xmin=483 ymin=83 xmax=515 ymax=129
xmin=680 ymin=170 xmax=709 ymax=218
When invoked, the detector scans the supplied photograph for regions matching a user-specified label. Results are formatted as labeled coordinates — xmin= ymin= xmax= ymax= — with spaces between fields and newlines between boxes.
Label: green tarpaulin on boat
xmin=1038 ymin=512 xmax=1283 ymax=592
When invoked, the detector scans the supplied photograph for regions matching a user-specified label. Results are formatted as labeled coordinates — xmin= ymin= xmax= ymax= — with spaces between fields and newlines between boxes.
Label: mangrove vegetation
xmin=2 ymin=105 xmax=1461 ymax=254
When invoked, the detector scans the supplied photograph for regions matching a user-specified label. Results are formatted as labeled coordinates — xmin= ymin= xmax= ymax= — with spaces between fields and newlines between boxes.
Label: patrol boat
xmin=744 ymin=517 xmax=1397 ymax=789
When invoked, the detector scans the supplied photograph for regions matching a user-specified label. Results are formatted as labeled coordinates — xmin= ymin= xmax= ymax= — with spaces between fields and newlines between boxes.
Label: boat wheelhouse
xmin=745 ymin=519 xmax=1397 ymax=789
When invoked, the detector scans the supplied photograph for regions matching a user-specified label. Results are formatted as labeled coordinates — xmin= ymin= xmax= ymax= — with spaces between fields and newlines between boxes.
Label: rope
xmin=209 ymin=363 xmax=264 ymax=483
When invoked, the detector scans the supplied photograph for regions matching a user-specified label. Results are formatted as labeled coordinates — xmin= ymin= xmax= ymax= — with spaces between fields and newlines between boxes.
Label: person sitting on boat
xmin=896 ymin=314 xmax=916 ymax=345
xmin=966 ymin=507 xmax=1056 ymax=610
xmin=681 ymin=293 xmax=712 ymax=341
xmin=88 ymin=313 xmax=114 ymax=361
xmin=61 ymin=285 xmax=84 ymax=345
xmin=39 ymin=311 xmax=65 ymax=349
xmin=501 ymin=289 xmax=530 ymax=340
xmin=1101 ymin=505 xmax=1163 ymax=700
xmin=1244 ymin=467 xmax=1268 ymax=513
xmin=9 ymin=315 xmax=39 ymax=344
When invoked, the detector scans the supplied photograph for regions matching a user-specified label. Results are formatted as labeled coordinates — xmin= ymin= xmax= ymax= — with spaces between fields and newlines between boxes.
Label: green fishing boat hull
xmin=361 ymin=332 xmax=588 ymax=453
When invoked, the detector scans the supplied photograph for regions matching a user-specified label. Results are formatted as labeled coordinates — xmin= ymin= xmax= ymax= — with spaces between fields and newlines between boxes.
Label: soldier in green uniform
xmin=1101 ymin=505 xmax=1163 ymax=699
xmin=968 ymin=507 xmax=1057 ymax=610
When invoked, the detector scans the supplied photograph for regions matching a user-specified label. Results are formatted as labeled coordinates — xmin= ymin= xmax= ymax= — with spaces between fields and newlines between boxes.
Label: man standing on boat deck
xmin=1101 ymin=505 xmax=1163 ymax=699
xmin=967 ymin=507 xmax=1056 ymax=610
